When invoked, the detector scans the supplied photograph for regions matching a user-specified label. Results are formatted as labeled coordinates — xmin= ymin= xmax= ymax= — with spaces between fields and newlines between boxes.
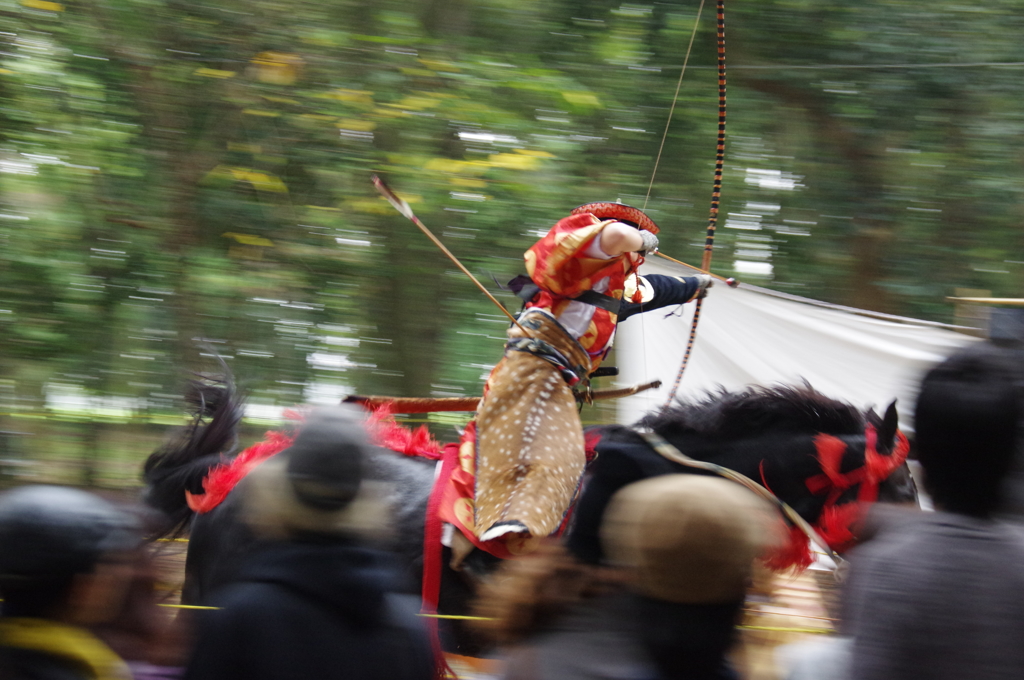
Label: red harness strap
xmin=764 ymin=426 xmax=910 ymax=568
xmin=421 ymin=443 xmax=459 ymax=679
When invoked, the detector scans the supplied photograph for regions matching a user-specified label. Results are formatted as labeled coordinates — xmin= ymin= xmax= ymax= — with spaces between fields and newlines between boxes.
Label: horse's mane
xmin=638 ymin=384 xmax=867 ymax=439
xmin=142 ymin=374 xmax=244 ymax=538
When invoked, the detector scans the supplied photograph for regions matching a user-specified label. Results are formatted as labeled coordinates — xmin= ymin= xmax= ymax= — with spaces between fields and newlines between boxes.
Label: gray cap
xmin=285 ymin=406 xmax=367 ymax=511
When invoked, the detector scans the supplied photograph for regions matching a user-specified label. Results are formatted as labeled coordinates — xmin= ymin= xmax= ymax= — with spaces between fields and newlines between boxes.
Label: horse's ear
xmin=878 ymin=400 xmax=898 ymax=453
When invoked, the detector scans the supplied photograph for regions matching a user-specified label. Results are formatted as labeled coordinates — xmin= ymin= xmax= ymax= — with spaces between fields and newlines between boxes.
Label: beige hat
xmin=242 ymin=406 xmax=393 ymax=540
xmin=601 ymin=474 xmax=782 ymax=604
xmin=244 ymin=455 xmax=393 ymax=540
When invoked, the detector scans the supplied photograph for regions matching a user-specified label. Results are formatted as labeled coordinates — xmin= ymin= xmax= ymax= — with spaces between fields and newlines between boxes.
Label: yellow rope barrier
xmin=417 ymin=613 xmax=494 ymax=621
xmin=13 ymin=599 xmax=832 ymax=637
xmin=156 ymin=604 xmax=497 ymax=620
xmin=738 ymin=625 xmax=834 ymax=635
xmin=743 ymin=609 xmax=838 ymax=623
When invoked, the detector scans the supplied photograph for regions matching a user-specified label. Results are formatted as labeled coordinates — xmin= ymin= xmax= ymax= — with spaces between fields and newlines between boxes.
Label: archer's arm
xmin=617 ymin=274 xmax=711 ymax=322
xmin=589 ymin=221 xmax=659 ymax=257
xmin=596 ymin=221 xmax=646 ymax=255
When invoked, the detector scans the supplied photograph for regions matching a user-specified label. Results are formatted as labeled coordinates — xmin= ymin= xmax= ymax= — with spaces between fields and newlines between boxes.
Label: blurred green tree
xmin=2 ymin=0 xmax=1024 ymax=484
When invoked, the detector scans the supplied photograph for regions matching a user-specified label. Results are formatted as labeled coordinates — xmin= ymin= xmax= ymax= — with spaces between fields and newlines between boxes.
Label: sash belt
xmin=505 ymin=337 xmax=588 ymax=387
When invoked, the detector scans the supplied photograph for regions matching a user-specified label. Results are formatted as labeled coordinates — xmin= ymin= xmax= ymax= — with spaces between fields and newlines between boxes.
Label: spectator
xmin=0 ymin=485 xmax=141 ymax=680
xmin=92 ymin=540 xmax=191 ymax=680
xmin=841 ymin=342 xmax=1024 ymax=679
xmin=478 ymin=474 xmax=779 ymax=680
xmin=182 ymin=406 xmax=434 ymax=680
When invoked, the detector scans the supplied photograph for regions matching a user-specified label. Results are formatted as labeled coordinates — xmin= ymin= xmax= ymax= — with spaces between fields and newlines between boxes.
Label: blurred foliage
xmin=2 ymin=0 xmax=1024 ymax=483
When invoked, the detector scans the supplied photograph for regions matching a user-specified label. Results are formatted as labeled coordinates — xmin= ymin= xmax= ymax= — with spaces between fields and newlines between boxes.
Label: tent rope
xmin=642 ymin=0 xmax=707 ymax=210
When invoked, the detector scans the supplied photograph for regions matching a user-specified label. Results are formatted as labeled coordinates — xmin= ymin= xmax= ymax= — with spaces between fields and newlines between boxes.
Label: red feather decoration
xmin=815 ymin=503 xmax=863 ymax=554
xmin=762 ymin=524 xmax=814 ymax=572
xmin=186 ymin=427 xmax=297 ymax=514
xmin=186 ymin=401 xmax=446 ymax=512
xmin=367 ymin=403 xmax=443 ymax=460
xmin=185 ymin=403 xmax=445 ymax=514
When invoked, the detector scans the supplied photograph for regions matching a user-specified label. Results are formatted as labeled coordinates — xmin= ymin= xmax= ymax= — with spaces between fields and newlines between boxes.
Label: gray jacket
xmin=842 ymin=511 xmax=1024 ymax=680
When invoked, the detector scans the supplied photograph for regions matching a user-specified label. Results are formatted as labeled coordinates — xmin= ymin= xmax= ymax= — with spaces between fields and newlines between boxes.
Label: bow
xmin=661 ymin=0 xmax=728 ymax=406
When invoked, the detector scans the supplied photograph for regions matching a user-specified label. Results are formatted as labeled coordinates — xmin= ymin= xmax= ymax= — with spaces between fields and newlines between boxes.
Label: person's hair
xmin=471 ymin=541 xmax=619 ymax=644
xmin=471 ymin=542 xmax=744 ymax=680
xmin=915 ymin=342 xmax=1021 ymax=517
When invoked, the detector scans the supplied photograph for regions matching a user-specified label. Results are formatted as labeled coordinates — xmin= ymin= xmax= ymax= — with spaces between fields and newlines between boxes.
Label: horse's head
xmin=798 ymin=399 xmax=914 ymax=561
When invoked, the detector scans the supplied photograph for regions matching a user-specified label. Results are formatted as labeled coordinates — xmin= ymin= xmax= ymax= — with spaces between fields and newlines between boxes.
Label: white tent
xmin=615 ymin=257 xmax=978 ymax=433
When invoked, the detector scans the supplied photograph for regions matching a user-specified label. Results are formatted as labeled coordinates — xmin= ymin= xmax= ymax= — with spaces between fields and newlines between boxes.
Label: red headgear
xmin=570 ymin=202 xmax=660 ymax=235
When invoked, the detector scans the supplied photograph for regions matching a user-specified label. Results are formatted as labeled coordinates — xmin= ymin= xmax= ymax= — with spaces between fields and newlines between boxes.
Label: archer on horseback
xmin=440 ymin=202 xmax=713 ymax=564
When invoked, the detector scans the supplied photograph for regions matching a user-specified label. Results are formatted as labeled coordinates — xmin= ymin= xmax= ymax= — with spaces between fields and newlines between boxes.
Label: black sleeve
xmin=617 ymin=274 xmax=700 ymax=322
xmin=381 ymin=594 xmax=437 ymax=680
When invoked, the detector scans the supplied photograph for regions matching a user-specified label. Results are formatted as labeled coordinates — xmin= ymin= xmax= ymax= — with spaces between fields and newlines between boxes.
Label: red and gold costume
xmin=523 ymin=213 xmax=641 ymax=372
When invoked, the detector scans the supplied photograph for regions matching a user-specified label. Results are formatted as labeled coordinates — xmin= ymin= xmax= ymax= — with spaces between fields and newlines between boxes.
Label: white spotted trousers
xmin=473 ymin=321 xmax=588 ymax=540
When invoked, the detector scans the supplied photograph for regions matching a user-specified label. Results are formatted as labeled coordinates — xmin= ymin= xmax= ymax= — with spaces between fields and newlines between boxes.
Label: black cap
xmin=0 ymin=486 xmax=140 ymax=583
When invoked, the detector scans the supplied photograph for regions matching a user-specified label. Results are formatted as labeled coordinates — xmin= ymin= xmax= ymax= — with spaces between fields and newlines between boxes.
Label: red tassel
xmin=815 ymin=503 xmax=863 ymax=553
xmin=368 ymin=404 xmax=443 ymax=460
xmin=629 ymin=271 xmax=645 ymax=303
xmin=762 ymin=524 xmax=814 ymax=572
xmin=583 ymin=429 xmax=603 ymax=464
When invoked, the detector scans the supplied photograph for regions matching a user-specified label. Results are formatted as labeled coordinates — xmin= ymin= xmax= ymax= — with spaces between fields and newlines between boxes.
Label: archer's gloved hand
xmin=638 ymin=230 xmax=659 ymax=256
xmin=694 ymin=274 xmax=714 ymax=300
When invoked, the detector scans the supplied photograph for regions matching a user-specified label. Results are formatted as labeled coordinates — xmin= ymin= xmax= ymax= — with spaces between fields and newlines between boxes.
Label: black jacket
xmin=183 ymin=539 xmax=434 ymax=680
xmin=0 ymin=648 xmax=93 ymax=680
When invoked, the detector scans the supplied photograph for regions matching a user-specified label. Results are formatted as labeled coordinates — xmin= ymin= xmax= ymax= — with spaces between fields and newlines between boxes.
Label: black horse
xmin=569 ymin=385 xmax=916 ymax=568
xmin=143 ymin=379 xmax=915 ymax=654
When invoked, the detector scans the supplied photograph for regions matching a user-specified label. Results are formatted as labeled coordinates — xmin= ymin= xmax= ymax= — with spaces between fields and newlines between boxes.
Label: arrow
xmin=372 ymin=175 xmax=529 ymax=336
xmin=654 ymin=251 xmax=738 ymax=287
